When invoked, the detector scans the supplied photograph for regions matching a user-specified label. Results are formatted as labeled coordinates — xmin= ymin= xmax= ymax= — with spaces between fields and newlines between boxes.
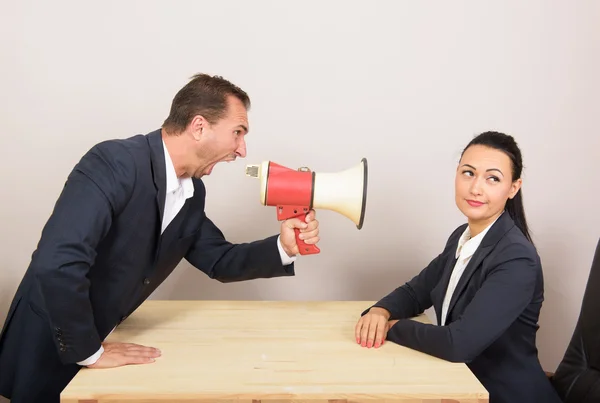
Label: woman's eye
xmin=488 ymin=176 xmax=500 ymax=182
xmin=462 ymin=170 xmax=474 ymax=177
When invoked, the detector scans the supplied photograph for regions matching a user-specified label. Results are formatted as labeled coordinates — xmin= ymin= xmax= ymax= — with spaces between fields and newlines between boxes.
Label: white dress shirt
xmin=77 ymin=141 xmax=296 ymax=365
xmin=439 ymin=214 xmax=501 ymax=326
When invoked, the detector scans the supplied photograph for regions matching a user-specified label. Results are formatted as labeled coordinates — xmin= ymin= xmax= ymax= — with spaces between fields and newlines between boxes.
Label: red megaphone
xmin=246 ymin=159 xmax=368 ymax=255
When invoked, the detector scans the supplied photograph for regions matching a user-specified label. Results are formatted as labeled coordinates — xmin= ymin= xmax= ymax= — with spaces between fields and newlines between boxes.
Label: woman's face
xmin=455 ymin=145 xmax=522 ymax=228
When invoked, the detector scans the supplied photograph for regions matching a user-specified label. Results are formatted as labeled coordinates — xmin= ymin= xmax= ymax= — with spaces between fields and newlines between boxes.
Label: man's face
xmin=192 ymin=95 xmax=249 ymax=178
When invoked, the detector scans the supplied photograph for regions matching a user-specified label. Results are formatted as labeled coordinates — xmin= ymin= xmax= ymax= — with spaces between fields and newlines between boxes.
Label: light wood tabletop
xmin=61 ymin=300 xmax=489 ymax=403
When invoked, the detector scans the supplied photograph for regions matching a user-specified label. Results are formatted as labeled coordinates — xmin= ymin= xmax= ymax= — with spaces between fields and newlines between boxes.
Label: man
xmin=0 ymin=73 xmax=320 ymax=402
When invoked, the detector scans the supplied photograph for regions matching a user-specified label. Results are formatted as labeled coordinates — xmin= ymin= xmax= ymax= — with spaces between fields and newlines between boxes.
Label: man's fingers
xmin=299 ymin=221 xmax=318 ymax=233
xmin=298 ymin=232 xmax=319 ymax=244
xmin=108 ymin=342 xmax=147 ymax=350
xmin=283 ymin=210 xmax=318 ymax=231
xmin=125 ymin=349 xmax=161 ymax=358
xmin=303 ymin=236 xmax=320 ymax=245
xmin=284 ymin=217 xmax=308 ymax=230
xmin=117 ymin=347 xmax=161 ymax=366
xmin=125 ymin=344 xmax=161 ymax=354
xmin=124 ymin=355 xmax=156 ymax=365
xmin=300 ymin=216 xmax=318 ymax=231
xmin=115 ymin=343 xmax=161 ymax=357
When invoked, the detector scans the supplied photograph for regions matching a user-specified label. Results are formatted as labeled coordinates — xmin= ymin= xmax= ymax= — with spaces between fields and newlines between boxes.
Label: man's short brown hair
xmin=162 ymin=73 xmax=250 ymax=134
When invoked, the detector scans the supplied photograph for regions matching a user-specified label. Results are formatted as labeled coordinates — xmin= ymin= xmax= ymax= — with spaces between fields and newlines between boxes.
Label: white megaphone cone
xmin=312 ymin=158 xmax=368 ymax=229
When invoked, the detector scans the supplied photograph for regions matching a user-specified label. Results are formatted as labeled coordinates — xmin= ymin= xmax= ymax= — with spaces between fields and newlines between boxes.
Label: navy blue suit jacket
xmin=365 ymin=212 xmax=562 ymax=403
xmin=0 ymin=129 xmax=294 ymax=402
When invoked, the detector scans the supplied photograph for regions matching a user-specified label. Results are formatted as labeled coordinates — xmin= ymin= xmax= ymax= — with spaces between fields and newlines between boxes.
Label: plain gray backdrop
xmin=1 ymin=5 xmax=599 ymax=398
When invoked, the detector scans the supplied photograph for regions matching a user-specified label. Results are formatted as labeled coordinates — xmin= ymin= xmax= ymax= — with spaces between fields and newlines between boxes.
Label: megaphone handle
xmin=276 ymin=205 xmax=320 ymax=255
xmin=295 ymin=225 xmax=320 ymax=255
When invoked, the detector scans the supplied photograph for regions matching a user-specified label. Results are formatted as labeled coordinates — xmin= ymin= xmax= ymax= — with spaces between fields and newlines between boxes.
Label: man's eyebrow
xmin=237 ymin=124 xmax=248 ymax=133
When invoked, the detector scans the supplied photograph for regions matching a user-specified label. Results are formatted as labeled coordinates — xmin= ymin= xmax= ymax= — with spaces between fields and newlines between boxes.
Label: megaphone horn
xmin=245 ymin=158 xmax=368 ymax=255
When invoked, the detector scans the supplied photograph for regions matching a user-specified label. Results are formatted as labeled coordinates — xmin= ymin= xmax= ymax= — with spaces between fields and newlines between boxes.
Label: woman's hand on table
xmin=355 ymin=307 xmax=394 ymax=348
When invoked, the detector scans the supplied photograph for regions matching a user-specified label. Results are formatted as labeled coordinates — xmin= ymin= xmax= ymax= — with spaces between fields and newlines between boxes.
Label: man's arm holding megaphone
xmin=182 ymin=177 xmax=320 ymax=283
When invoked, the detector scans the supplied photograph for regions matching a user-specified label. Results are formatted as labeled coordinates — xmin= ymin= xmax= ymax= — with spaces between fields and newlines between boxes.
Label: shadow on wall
xmin=537 ymin=275 xmax=583 ymax=372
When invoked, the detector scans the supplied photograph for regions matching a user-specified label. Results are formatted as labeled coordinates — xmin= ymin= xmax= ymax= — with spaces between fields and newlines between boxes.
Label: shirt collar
xmin=162 ymin=140 xmax=194 ymax=198
xmin=455 ymin=212 xmax=504 ymax=260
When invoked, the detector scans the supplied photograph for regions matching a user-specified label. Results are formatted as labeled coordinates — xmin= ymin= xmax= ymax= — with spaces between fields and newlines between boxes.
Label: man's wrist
xmin=76 ymin=345 xmax=104 ymax=366
xmin=282 ymin=245 xmax=294 ymax=258
xmin=277 ymin=235 xmax=297 ymax=265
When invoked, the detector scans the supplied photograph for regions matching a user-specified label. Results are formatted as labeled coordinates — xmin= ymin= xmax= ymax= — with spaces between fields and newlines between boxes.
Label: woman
xmin=356 ymin=131 xmax=561 ymax=403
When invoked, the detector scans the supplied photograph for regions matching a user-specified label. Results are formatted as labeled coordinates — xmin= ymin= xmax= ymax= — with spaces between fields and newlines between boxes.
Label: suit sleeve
xmin=385 ymin=242 xmax=538 ymax=363
xmin=32 ymin=142 xmax=135 ymax=364
xmin=184 ymin=216 xmax=295 ymax=282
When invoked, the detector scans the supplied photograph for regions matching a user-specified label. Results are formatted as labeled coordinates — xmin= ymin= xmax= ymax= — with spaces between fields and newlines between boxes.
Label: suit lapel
xmin=433 ymin=253 xmax=459 ymax=325
xmin=444 ymin=212 xmax=515 ymax=324
xmin=429 ymin=226 xmax=467 ymax=326
xmin=158 ymin=199 xmax=192 ymax=254
xmin=148 ymin=130 xmax=167 ymax=225
xmin=147 ymin=129 xmax=168 ymax=263
xmin=445 ymin=244 xmax=494 ymax=323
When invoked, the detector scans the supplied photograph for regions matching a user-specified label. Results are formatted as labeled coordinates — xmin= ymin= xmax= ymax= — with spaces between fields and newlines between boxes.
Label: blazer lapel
xmin=445 ymin=244 xmax=494 ymax=323
xmin=444 ymin=212 xmax=515 ymax=323
xmin=148 ymin=130 xmax=167 ymax=226
xmin=146 ymin=129 xmax=168 ymax=264
xmin=158 ymin=199 xmax=192 ymax=255
xmin=433 ymin=253 xmax=460 ymax=326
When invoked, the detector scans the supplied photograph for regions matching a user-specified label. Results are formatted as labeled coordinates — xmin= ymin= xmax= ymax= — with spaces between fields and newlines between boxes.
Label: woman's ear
xmin=508 ymin=178 xmax=523 ymax=199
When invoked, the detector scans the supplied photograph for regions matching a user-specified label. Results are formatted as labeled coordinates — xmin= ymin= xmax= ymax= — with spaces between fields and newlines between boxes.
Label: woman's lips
xmin=467 ymin=199 xmax=485 ymax=207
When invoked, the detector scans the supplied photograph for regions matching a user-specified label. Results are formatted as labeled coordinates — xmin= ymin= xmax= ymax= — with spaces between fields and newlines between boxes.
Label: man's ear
xmin=189 ymin=115 xmax=207 ymax=141
xmin=508 ymin=178 xmax=523 ymax=199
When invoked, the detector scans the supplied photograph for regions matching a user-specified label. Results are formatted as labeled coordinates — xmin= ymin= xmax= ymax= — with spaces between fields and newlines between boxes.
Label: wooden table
xmin=61 ymin=300 xmax=489 ymax=403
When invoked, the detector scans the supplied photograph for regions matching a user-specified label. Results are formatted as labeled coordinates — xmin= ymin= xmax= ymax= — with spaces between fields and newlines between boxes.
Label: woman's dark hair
xmin=461 ymin=131 xmax=533 ymax=244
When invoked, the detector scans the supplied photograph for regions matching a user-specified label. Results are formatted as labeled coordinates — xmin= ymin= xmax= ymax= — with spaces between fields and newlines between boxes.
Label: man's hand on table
xmin=86 ymin=342 xmax=161 ymax=369
xmin=355 ymin=307 xmax=398 ymax=348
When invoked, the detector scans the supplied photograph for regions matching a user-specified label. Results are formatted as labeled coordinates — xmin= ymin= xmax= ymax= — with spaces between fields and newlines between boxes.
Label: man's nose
xmin=236 ymin=137 xmax=247 ymax=158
